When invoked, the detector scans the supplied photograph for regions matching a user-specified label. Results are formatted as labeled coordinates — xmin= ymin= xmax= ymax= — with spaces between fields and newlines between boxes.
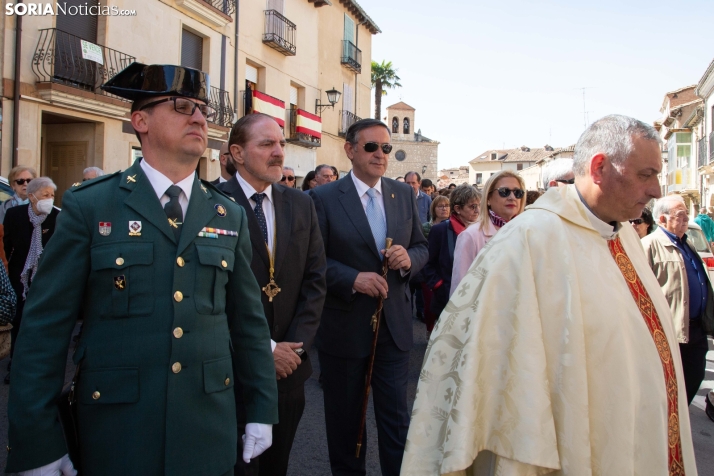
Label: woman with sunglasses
xmin=424 ymin=185 xmax=481 ymax=336
xmin=630 ymin=207 xmax=655 ymax=239
xmin=450 ymin=170 xmax=526 ymax=296
xmin=0 ymin=166 xmax=37 ymax=224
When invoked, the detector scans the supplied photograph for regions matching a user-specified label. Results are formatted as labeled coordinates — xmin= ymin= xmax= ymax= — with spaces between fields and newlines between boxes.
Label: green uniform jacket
xmin=6 ymin=160 xmax=278 ymax=476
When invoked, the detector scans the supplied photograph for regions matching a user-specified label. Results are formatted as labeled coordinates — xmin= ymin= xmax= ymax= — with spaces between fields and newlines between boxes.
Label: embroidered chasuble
xmin=401 ymin=185 xmax=697 ymax=476
xmin=607 ymin=237 xmax=685 ymax=475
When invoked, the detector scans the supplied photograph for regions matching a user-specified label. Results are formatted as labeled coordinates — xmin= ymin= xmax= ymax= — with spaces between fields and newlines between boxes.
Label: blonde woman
xmin=450 ymin=170 xmax=526 ymax=296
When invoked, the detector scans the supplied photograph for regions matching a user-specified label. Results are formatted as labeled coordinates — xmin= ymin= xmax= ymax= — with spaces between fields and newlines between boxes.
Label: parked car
xmin=0 ymin=176 xmax=13 ymax=203
xmin=688 ymin=222 xmax=714 ymax=282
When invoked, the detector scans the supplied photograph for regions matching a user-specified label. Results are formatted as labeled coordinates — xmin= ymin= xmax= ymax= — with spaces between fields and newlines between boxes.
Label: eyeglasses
xmin=281 ymin=175 xmax=295 ymax=182
xmin=14 ymin=178 xmax=32 ymax=185
xmin=360 ymin=142 xmax=393 ymax=154
xmin=629 ymin=219 xmax=643 ymax=225
xmin=556 ymin=178 xmax=575 ymax=185
xmin=140 ymin=97 xmax=216 ymax=121
xmin=495 ymin=187 xmax=525 ymax=199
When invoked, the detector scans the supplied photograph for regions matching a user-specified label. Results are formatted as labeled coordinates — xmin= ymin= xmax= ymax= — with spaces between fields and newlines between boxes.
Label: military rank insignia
xmin=215 ymin=204 xmax=227 ymax=217
xmin=128 ymin=221 xmax=142 ymax=236
xmin=99 ymin=222 xmax=111 ymax=236
xmin=114 ymin=275 xmax=126 ymax=290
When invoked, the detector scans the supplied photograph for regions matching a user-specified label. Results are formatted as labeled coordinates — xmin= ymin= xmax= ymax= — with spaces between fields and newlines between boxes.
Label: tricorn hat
xmin=101 ymin=62 xmax=210 ymax=102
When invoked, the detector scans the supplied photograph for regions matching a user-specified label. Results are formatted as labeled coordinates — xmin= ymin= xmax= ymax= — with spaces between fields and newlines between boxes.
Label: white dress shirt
xmin=140 ymin=159 xmax=193 ymax=218
xmin=234 ymin=170 xmax=275 ymax=253
xmin=218 ymin=176 xmax=227 ymax=183
xmin=351 ymin=172 xmax=386 ymax=218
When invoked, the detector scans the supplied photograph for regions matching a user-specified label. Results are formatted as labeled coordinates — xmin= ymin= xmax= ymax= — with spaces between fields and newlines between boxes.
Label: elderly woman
xmin=423 ymin=185 xmax=481 ymax=334
xmin=422 ymin=195 xmax=450 ymax=238
xmin=450 ymin=170 xmax=526 ymax=296
xmin=630 ymin=207 xmax=656 ymax=239
xmin=3 ymin=177 xmax=59 ymax=383
xmin=0 ymin=165 xmax=37 ymax=224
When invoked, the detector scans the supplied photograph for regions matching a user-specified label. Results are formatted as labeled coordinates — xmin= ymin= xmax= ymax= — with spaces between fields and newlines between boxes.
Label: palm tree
xmin=371 ymin=60 xmax=402 ymax=120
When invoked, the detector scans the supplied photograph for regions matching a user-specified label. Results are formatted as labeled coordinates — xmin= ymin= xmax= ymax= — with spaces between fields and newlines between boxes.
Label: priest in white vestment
xmin=402 ymin=115 xmax=697 ymax=476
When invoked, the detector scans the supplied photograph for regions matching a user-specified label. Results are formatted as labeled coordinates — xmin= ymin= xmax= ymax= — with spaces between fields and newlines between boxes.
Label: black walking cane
xmin=356 ymin=237 xmax=393 ymax=458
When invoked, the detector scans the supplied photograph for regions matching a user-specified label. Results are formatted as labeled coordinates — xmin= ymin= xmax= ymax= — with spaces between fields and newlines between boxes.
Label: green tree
xmin=371 ymin=60 xmax=402 ymax=121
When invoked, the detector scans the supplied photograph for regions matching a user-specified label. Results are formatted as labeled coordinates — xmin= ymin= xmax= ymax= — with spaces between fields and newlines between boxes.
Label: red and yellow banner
xmin=252 ymin=90 xmax=285 ymax=127
xmin=296 ymin=109 xmax=322 ymax=139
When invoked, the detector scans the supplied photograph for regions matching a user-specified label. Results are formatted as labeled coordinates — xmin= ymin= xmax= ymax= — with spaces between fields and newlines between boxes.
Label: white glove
xmin=19 ymin=454 xmax=77 ymax=476
xmin=242 ymin=422 xmax=273 ymax=463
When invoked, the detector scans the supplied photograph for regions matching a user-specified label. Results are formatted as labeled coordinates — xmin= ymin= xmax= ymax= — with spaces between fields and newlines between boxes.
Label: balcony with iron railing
xmin=201 ymin=0 xmax=236 ymax=15
xmin=341 ymin=40 xmax=361 ymax=74
xmin=208 ymin=86 xmax=234 ymax=128
xmin=263 ymin=10 xmax=296 ymax=56
xmin=286 ymin=107 xmax=321 ymax=148
xmin=32 ymin=28 xmax=135 ymax=102
xmin=339 ymin=110 xmax=361 ymax=137
xmin=698 ymin=137 xmax=708 ymax=169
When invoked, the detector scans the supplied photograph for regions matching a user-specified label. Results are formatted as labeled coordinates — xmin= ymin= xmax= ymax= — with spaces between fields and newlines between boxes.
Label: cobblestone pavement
xmin=0 ymin=323 xmax=712 ymax=475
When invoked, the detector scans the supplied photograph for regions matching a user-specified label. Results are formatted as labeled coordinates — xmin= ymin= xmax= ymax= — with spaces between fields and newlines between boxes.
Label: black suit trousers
xmin=235 ymin=383 xmax=306 ymax=476
xmin=679 ymin=319 xmax=709 ymax=405
xmin=318 ymin=323 xmax=410 ymax=476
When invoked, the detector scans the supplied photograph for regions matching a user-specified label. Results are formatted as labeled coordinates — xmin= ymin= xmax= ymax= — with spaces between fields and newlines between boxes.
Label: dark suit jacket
xmin=3 ymin=205 xmax=59 ymax=296
xmin=309 ymin=173 xmax=428 ymax=358
xmin=6 ymin=161 xmax=277 ymax=475
xmin=218 ymin=177 xmax=326 ymax=390
xmin=422 ymin=220 xmax=456 ymax=311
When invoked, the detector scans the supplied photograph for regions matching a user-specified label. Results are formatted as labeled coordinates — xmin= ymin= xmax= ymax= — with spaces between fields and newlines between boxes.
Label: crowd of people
xmin=0 ymin=61 xmax=712 ymax=476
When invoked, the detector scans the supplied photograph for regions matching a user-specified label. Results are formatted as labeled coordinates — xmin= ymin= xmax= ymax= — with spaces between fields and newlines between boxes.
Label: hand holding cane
xmin=356 ymin=237 xmax=393 ymax=458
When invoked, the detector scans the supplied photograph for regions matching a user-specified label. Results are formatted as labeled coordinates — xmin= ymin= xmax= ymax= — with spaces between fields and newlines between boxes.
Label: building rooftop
xmin=386 ymin=101 xmax=415 ymax=111
xmin=336 ymin=0 xmax=381 ymax=34
xmin=470 ymin=146 xmax=557 ymax=164
xmin=660 ymin=85 xmax=698 ymax=112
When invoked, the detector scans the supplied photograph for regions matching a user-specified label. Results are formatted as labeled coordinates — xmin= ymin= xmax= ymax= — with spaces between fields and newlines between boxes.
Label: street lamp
xmin=315 ymin=87 xmax=341 ymax=116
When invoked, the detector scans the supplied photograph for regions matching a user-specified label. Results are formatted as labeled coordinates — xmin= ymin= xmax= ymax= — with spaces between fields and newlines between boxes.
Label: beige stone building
xmin=383 ymin=101 xmax=439 ymax=182
xmin=436 ymin=166 xmax=469 ymax=189
xmin=1 ymin=0 xmax=379 ymax=203
xmin=468 ymin=146 xmax=555 ymax=188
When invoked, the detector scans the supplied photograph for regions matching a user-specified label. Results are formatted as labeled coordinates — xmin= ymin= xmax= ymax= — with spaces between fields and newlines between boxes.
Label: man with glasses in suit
xmin=279 ymin=166 xmax=296 ymax=189
xmin=309 ymin=118 xmax=428 ymax=476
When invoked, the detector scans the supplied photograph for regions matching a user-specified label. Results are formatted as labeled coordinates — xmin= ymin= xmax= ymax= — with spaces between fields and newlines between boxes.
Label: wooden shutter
xmin=342 ymin=83 xmax=354 ymax=113
xmin=344 ymin=14 xmax=355 ymax=43
xmin=181 ymin=30 xmax=203 ymax=71
xmin=266 ymin=0 xmax=284 ymax=13
xmin=56 ymin=0 xmax=98 ymax=41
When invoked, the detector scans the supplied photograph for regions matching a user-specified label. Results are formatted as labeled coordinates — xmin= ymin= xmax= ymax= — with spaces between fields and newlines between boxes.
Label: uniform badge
xmin=128 ymin=221 xmax=142 ymax=236
xmin=201 ymin=184 xmax=208 ymax=194
xmin=126 ymin=174 xmax=137 ymax=183
xmin=72 ymin=182 xmax=81 ymax=187
xmin=114 ymin=275 xmax=126 ymax=290
xmin=215 ymin=204 xmax=227 ymax=217
xmin=99 ymin=222 xmax=111 ymax=236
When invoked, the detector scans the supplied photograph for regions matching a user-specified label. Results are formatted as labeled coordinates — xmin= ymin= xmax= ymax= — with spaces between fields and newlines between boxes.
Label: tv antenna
xmin=576 ymin=87 xmax=594 ymax=128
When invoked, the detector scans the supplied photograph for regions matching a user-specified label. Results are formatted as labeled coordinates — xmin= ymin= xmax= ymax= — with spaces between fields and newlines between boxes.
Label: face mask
xmin=34 ymin=197 xmax=54 ymax=215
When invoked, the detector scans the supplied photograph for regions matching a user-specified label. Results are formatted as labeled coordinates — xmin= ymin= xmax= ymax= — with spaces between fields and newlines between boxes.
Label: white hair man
xmin=82 ymin=166 xmax=104 ymax=181
xmin=541 ymin=158 xmax=574 ymax=190
xmin=642 ymin=194 xmax=714 ymax=407
xmin=403 ymin=115 xmax=697 ymax=475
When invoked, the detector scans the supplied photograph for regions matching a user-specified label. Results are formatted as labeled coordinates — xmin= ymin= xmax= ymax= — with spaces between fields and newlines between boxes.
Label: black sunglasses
xmin=281 ymin=175 xmax=295 ymax=182
xmin=140 ymin=97 xmax=216 ymax=121
xmin=556 ymin=178 xmax=575 ymax=185
xmin=14 ymin=178 xmax=32 ymax=185
xmin=495 ymin=187 xmax=525 ymax=199
xmin=629 ymin=219 xmax=643 ymax=225
xmin=360 ymin=142 xmax=393 ymax=154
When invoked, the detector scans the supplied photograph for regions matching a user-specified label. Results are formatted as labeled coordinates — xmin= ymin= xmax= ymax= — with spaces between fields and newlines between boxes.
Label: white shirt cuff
xmin=271 ymin=339 xmax=276 ymax=352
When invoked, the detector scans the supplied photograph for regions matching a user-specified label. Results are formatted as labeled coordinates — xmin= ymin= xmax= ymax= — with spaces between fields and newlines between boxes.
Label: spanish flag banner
xmin=296 ymin=109 xmax=322 ymax=139
xmin=252 ymin=90 xmax=285 ymax=127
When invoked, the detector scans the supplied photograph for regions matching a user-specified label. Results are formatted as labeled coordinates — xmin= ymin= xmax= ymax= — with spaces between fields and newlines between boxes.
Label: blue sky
xmin=359 ymin=0 xmax=714 ymax=169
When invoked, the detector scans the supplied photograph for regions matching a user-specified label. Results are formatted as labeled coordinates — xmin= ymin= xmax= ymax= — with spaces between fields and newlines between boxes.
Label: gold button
xmin=221 ymin=260 xmax=228 ymax=268
xmin=116 ymin=257 xmax=124 ymax=266
xmin=177 ymin=257 xmax=185 ymax=267
xmin=92 ymin=391 xmax=101 ymax=400
xmin=224 ymin=377 xmax=231 ymax=386
xmin=174 ymin=291 xmax=183 ymax=302
xmin=172 ymin=362 xmax=182 ymax=373
xmin=173 ymin=327 xmax=184 ymax=338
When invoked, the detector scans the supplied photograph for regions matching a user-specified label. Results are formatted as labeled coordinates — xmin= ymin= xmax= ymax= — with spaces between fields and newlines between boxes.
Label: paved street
xmin=0 ymin=321 xmax=712 ymax=475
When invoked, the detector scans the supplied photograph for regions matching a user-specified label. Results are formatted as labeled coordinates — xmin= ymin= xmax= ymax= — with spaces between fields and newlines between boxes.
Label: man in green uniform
xmin=5 ymin=63 xmax=278 ymax=476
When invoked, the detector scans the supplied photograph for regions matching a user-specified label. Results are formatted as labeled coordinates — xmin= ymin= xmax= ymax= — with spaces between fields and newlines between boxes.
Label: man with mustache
xmin=218 ymin=113 xmax=326 ymax=476
xmin=309 ymin=118 xmax=428 ymax=476
xmin=5 ymin=63 xmax=278 ymax=476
